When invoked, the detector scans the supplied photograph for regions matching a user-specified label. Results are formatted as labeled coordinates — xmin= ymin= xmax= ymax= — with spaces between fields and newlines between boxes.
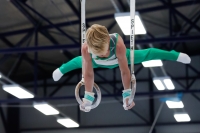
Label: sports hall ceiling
xmin=0 ymin=0 xmax=200 ymax=133
xmin=0 ymin=0 xmax=199 ymax=81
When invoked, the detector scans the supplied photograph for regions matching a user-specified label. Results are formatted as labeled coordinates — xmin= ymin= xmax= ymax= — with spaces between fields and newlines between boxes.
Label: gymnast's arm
xmin=116 ymin=35 xmax=131 ymax=90
xmin=81 ymin=43 xmax=94 ymax=92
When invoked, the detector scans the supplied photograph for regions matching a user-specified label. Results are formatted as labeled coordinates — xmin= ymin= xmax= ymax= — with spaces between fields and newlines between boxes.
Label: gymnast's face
xmin=95 ymin=38 xmax=110 ymax=57
xmin=96 ymin=43 xmax=110 ymax=57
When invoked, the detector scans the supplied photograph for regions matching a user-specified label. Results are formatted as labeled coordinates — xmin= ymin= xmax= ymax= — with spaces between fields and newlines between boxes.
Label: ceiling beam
xmin=0 ymin=89 xmax=200 ymax=104
xmin=1 ymin=1 xmax=200 ymax=38
xmin=0 ymin=35 xmax=200 ymax=54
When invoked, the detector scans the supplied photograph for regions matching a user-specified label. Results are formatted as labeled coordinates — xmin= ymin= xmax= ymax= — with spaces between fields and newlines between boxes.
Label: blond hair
xmin=86 ymin=24 xmax=109 ymax=54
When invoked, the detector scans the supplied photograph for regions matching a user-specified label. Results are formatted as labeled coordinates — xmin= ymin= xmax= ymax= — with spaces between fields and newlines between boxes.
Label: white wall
xmin=22 ymin=126 xmax=150 ymax=133
xmin=156 ymin=124 xmax=200 ymax=133
xmin=21 ymin=124 xmax=200 ymax=133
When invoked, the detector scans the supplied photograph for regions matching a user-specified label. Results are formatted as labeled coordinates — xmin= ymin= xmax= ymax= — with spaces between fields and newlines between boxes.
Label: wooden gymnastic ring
xmin=75 ymin=81 xmax=101 ymax=109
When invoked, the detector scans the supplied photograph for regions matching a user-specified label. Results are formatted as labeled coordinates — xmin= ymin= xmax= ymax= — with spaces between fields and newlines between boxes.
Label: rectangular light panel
xmin=153 ymin=77 xmax=175 ymax=90
xmin=115 ymin=12 xmax=146 ymax=35
xmin=3 ymin=85 xmax=34 ymax=99
xmin=174 ymin=113 xmax=191 ymax=122
xmin=164 ymin=78 xmax=175 ymax=90
xmin=153 ymin=79 xmax=165 ymax=90
xmin=142 ymin=60 xmax=163 ymax=67
xmin=57 ymin=118 xmax=79 ymax=128
xmin=166 ymin=101 xmax=184 ymax=108
xmin=33 ymin=102 xmax=59 ymax=115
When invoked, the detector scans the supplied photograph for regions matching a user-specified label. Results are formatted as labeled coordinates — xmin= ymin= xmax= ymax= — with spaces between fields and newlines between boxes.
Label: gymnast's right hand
xmin=79 ymin=91 xmax=95 ymax=112
xmin=122 ymin=89 xmax=135 ymax=110
xmin=52 ymin=68 xmax=63 ymax=81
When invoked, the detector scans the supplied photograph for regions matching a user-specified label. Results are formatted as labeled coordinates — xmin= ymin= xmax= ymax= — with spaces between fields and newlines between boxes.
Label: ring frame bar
xmin=75 ymin=0 xmax=101 ymax=110
xmin=128 ymin=0 xmax=137 ymax=104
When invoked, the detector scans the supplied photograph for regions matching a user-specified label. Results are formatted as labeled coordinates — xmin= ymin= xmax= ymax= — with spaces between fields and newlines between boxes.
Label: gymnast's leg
xmin=53 ymin=56 xmax=82 ymax=81
xmin=127 ymin=48 xmax=191 ymax=64
xmin=52 ymin=56 xmax=98 ymax=81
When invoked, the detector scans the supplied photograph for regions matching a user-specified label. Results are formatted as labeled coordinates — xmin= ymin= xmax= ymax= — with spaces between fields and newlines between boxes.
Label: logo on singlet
xmin=110 ymin=47 xmax=114 ymax=51
xmin=107 ymin=57 xmax=117 ymax=61
xmin=95 ymin=57 xmax=100 ymax=60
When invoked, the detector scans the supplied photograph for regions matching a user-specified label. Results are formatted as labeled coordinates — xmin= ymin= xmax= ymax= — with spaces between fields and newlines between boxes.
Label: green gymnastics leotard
xmin=59 ymin=33 xmax=179 ymax=75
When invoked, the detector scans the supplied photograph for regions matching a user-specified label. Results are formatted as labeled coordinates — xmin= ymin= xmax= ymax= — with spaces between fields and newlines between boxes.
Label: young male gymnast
xmin=53 ymin=24 xmax=191 ymax=112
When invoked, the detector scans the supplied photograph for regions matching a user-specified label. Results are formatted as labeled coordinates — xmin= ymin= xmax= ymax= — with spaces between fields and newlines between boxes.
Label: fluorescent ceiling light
xmin=163 ymin=78 xmax=175 ymax=90
xmin=0 ymin=74 xmax=2 ymax=78
xmin=2 ymin=85 xmax=34 ymax=99
xmin=166 ymin=101 xmax=184 ymax=108
xmin=33 ymin=102 xmax=59 ymax=115
xmin=115 ymin=12 xmax=146 ymax=35
xmin=153 ymin=77 xmax=175 ymax=90
xmin=174 ymin=113 xmax=191 ymax=122
xmin=57 ymin=118 xmax=79 ymax=128
xmin=153 ymin=79 xmax=165 ymax=90
xmin=142 ymin=60 xmax=163 ymax=67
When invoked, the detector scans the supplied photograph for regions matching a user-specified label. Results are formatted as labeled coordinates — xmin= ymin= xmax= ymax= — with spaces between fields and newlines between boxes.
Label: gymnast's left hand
xmin=123 ymin=98 xmax=135 ymax=110
xmin=79 ymin=98 xmax=92 ymax=112
xmin=122 ymin=89 xmax=135 ymax=110
xmin=79 ymin=91 xmax=95 ymax=112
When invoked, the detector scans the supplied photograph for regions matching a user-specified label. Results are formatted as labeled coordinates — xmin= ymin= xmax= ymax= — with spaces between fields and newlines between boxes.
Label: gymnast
xmin=52 ymin=24 xmax=191 ymax=112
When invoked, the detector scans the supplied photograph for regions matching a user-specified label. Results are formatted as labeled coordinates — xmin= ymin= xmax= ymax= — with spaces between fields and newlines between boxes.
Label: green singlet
xmin=59 ymin=33 xmax=179 ymax=74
